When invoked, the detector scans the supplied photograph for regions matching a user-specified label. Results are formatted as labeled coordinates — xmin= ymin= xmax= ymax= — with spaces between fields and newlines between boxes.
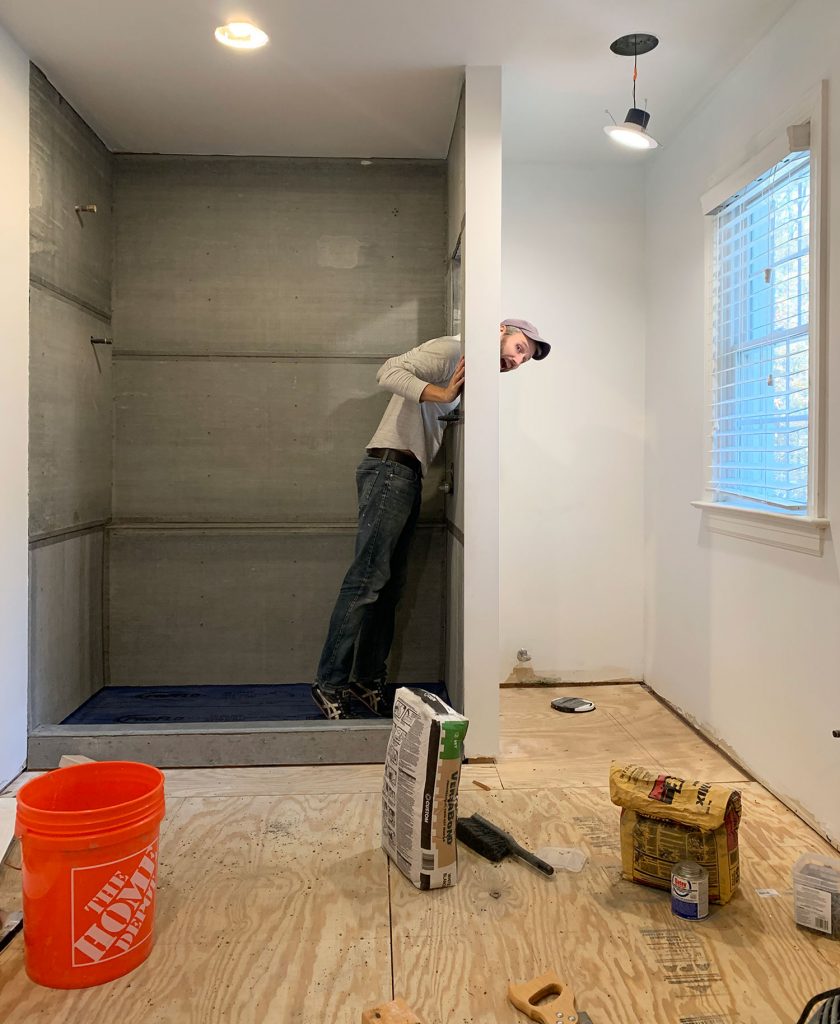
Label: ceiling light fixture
xmin=214 ymin=21 xmax=269 ymax=50
xmin=604 ymin=33 xmax=659 ymax=151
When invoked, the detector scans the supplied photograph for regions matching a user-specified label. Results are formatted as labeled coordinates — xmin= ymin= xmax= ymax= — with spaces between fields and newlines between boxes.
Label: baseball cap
xmin=502 ymin=318 xmax=551 ymax=360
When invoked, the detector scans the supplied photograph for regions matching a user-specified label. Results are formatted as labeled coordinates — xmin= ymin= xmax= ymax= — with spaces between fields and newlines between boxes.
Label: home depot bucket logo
xmin=70 ymin=841 xmax=158 ymax=967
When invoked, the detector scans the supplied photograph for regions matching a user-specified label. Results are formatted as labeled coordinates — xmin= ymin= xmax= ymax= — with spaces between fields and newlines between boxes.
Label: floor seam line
xmin=601 ymin=707 xmax=663 ymax=766
xmin=387 ymin=856 xmax=396 ymax=1000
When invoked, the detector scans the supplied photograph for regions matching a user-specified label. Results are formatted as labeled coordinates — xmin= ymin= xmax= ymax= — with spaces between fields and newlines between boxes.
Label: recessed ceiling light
xmin=604 ymin=114 xmax=658 ymax=150
xmin=214 ymin=22 xmax=269 ymax=50
xmin=603 ymin=33 xmax=659 ymax=152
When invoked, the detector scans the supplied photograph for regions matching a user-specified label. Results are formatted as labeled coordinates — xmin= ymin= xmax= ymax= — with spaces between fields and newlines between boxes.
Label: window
xmin=710 ymin=151 xmax=811 ymax=513
xmin=694 ymin=85 xmax=828 ymax=554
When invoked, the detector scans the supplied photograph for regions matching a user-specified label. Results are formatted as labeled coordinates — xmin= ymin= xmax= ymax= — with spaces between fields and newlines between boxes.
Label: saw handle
xmin=508 ymin=971 xmax=579 ymax=1024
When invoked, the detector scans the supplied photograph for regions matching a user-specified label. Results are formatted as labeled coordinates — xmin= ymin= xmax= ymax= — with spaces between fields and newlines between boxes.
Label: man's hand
xmin=444 ymin=357 xmax=465 ymax=402
xmin=420 ymin=357 xmax=465 ymax=404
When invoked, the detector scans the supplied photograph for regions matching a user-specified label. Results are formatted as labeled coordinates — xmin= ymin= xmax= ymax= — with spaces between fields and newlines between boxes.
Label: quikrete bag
xmin=609 ymin=762 xmax=742 ymax=904
xmin=381 ymin=688 xmax=468 ymax=891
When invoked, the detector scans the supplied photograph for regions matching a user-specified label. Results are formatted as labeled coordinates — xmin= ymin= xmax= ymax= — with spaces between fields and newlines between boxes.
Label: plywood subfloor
xmin=1 ymin=683 xmax=838 ymax=1023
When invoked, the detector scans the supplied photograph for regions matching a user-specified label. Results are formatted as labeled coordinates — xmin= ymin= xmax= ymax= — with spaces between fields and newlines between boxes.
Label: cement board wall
xmin=110 ymin=155 xmax=448 ymax=686
xmin=108 ymin=527 xmax=445 ymax=686
xmin=29 ymin=529 xmax=104 ymax=725
xmin=29 ymin=65 xmax=112 ymax=728
xmin=113 ymin=156 xmax=445 ymax=355
xmin=30 ymin=66 xmax=112 ymax=315
xmin=113 ymin=356 xmax=444 ymax=523
xmin=30 ymin=287 xmax=112 ymax=536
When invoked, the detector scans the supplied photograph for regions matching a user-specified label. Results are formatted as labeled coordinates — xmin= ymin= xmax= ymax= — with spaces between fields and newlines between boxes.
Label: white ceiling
xmin=0 ymin=0 xmax=797 ymax=162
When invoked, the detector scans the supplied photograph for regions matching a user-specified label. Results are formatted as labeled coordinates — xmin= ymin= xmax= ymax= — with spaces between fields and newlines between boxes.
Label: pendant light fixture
xmin=604 ymin=33 xmax=659 ymax=151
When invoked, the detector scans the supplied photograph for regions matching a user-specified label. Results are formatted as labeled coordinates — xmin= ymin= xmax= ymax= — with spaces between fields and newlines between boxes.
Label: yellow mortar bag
xmin=609 ymin=762 xmax=742 ymax=904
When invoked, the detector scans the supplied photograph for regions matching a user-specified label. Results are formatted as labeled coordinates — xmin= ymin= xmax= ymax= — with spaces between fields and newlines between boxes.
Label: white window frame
xmin=692 ymin=81 xmax=829 ymax=556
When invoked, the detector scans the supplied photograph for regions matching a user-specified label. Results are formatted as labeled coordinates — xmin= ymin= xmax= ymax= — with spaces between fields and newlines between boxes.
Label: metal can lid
xmin=672 ymin=860 xmax=708 ymax=880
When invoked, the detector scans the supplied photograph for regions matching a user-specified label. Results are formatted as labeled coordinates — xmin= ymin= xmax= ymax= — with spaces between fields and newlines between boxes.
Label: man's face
xmin=499 ymin=327 xmax=537 ymax=373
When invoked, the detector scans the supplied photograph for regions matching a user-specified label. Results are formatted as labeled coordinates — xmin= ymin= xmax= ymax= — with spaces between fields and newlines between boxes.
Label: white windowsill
xmin=691 ymin=501 xmax=830 ymax=556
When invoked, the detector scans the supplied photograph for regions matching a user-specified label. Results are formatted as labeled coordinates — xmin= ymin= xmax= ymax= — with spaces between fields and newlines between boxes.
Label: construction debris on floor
xmin=381 ymin=688 xmax=467 ymax=890
xmin=361 ymin=996 xmax=424 ymax=1024
xmin=609 ymin=760 xmax=742 ymax=904
xmin=1 ymin=683 xmax=839 ymax=1022
xmin=0 ymin=909 xmax=22 ymax=954
xmin=456 ymin=812 xmax=554 ymax=875
xmin=508 ymin=972 xmax=594 ymax=1024
xmin=793 ymin=852 xmax=840 ymax=938
xmin=14 ymin=759 xmax=164 ymax=989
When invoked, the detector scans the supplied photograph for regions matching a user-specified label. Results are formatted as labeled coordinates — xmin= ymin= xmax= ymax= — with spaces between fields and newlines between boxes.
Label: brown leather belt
xmin=366 ymin=448 xmax=421 ymax=474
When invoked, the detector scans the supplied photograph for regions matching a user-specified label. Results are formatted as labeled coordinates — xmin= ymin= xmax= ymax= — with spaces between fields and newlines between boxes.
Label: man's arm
xmin=419 ymin=357 xmax=464 ymax=403
xmin=376 ymin=339 xmax=464 ymax=404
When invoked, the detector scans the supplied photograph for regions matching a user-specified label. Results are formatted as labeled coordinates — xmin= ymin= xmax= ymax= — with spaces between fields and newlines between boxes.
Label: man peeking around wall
xmin=311 ymin=319 xmax=551 ymax=720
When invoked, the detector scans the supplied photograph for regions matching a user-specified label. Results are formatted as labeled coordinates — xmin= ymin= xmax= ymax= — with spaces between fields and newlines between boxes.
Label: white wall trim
xmin=691 ymin=501 xmax=829 ymax=555
xmin=462 ymin=66 xmax=501 ymax=757
xmin=698 ymin=80 xmax=828 ymax=539
xmin=0 ymin=28 xmax=30 ymax=787
xmin=700 ymin=82 xmax=825 ymax=214
xmin=701 ymin=133 xmax=792 ymax=216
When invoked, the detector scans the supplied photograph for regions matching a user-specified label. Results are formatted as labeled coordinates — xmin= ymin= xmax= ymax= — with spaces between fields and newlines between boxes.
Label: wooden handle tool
xmin=508 ymin=972 xmax=581 ymax=1024
xmin=361 ymin=996 xmax=424 ymax=1024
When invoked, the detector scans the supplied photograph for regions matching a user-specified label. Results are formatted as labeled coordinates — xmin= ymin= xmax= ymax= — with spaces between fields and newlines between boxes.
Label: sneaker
xmin=348 ymin=677 xmax=392 ymax=717
xmin=311 ymin=683 xmax=355 ymax=720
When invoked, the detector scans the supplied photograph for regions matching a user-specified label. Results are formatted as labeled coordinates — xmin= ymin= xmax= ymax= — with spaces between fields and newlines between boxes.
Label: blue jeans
xmin=315 ymin=455 xmax=422 ymax=693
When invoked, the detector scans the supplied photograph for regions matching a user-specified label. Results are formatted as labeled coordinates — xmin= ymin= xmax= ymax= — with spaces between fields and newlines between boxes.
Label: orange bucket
xmin=15 ymin=760 xmax=165 ymax=989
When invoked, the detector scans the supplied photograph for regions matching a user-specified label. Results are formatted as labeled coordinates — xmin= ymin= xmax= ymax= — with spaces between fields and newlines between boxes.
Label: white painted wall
xmin=0 ymin=26 xmax=30 ymax=787
xmin=500 ymin=161 xmax=646 ymax=682
xmin=645 ymin=0 xmax=840 ymax=842
xmin=444 ymin=85 xmax=465 ymax=715
xmin=462 ymin=66 xmax=501 ymax=756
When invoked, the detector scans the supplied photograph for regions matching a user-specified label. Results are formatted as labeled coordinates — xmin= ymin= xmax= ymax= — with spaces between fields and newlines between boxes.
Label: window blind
xmin=709 ymin=150 xmax=811 ymax=512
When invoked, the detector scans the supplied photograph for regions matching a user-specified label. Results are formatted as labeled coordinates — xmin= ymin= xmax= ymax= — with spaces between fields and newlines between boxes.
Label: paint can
xmin=671 ymin=860 xmax=709 ymax=920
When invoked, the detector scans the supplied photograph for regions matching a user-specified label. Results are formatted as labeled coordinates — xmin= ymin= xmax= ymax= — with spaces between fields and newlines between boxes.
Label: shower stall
xmin=28 ymin=67 xmax=469 ymax=766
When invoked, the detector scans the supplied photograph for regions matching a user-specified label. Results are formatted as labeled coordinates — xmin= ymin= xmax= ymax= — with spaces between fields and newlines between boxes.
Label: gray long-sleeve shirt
xmin=367 ymin=335 xmax=461 ymax=477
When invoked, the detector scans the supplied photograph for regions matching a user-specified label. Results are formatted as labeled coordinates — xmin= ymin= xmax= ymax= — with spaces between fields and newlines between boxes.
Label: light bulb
xmin=603 ymin=123 xmax=658 ymax=150
xmin=214 ymin=22 xmax=269 ymax=50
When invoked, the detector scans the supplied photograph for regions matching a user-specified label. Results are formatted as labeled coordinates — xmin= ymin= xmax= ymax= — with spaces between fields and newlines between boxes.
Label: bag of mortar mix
xmin=609 ymin=761 xmax=742 ymax=904
xmin=381 ymin=688 xmax=468 ymax=890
